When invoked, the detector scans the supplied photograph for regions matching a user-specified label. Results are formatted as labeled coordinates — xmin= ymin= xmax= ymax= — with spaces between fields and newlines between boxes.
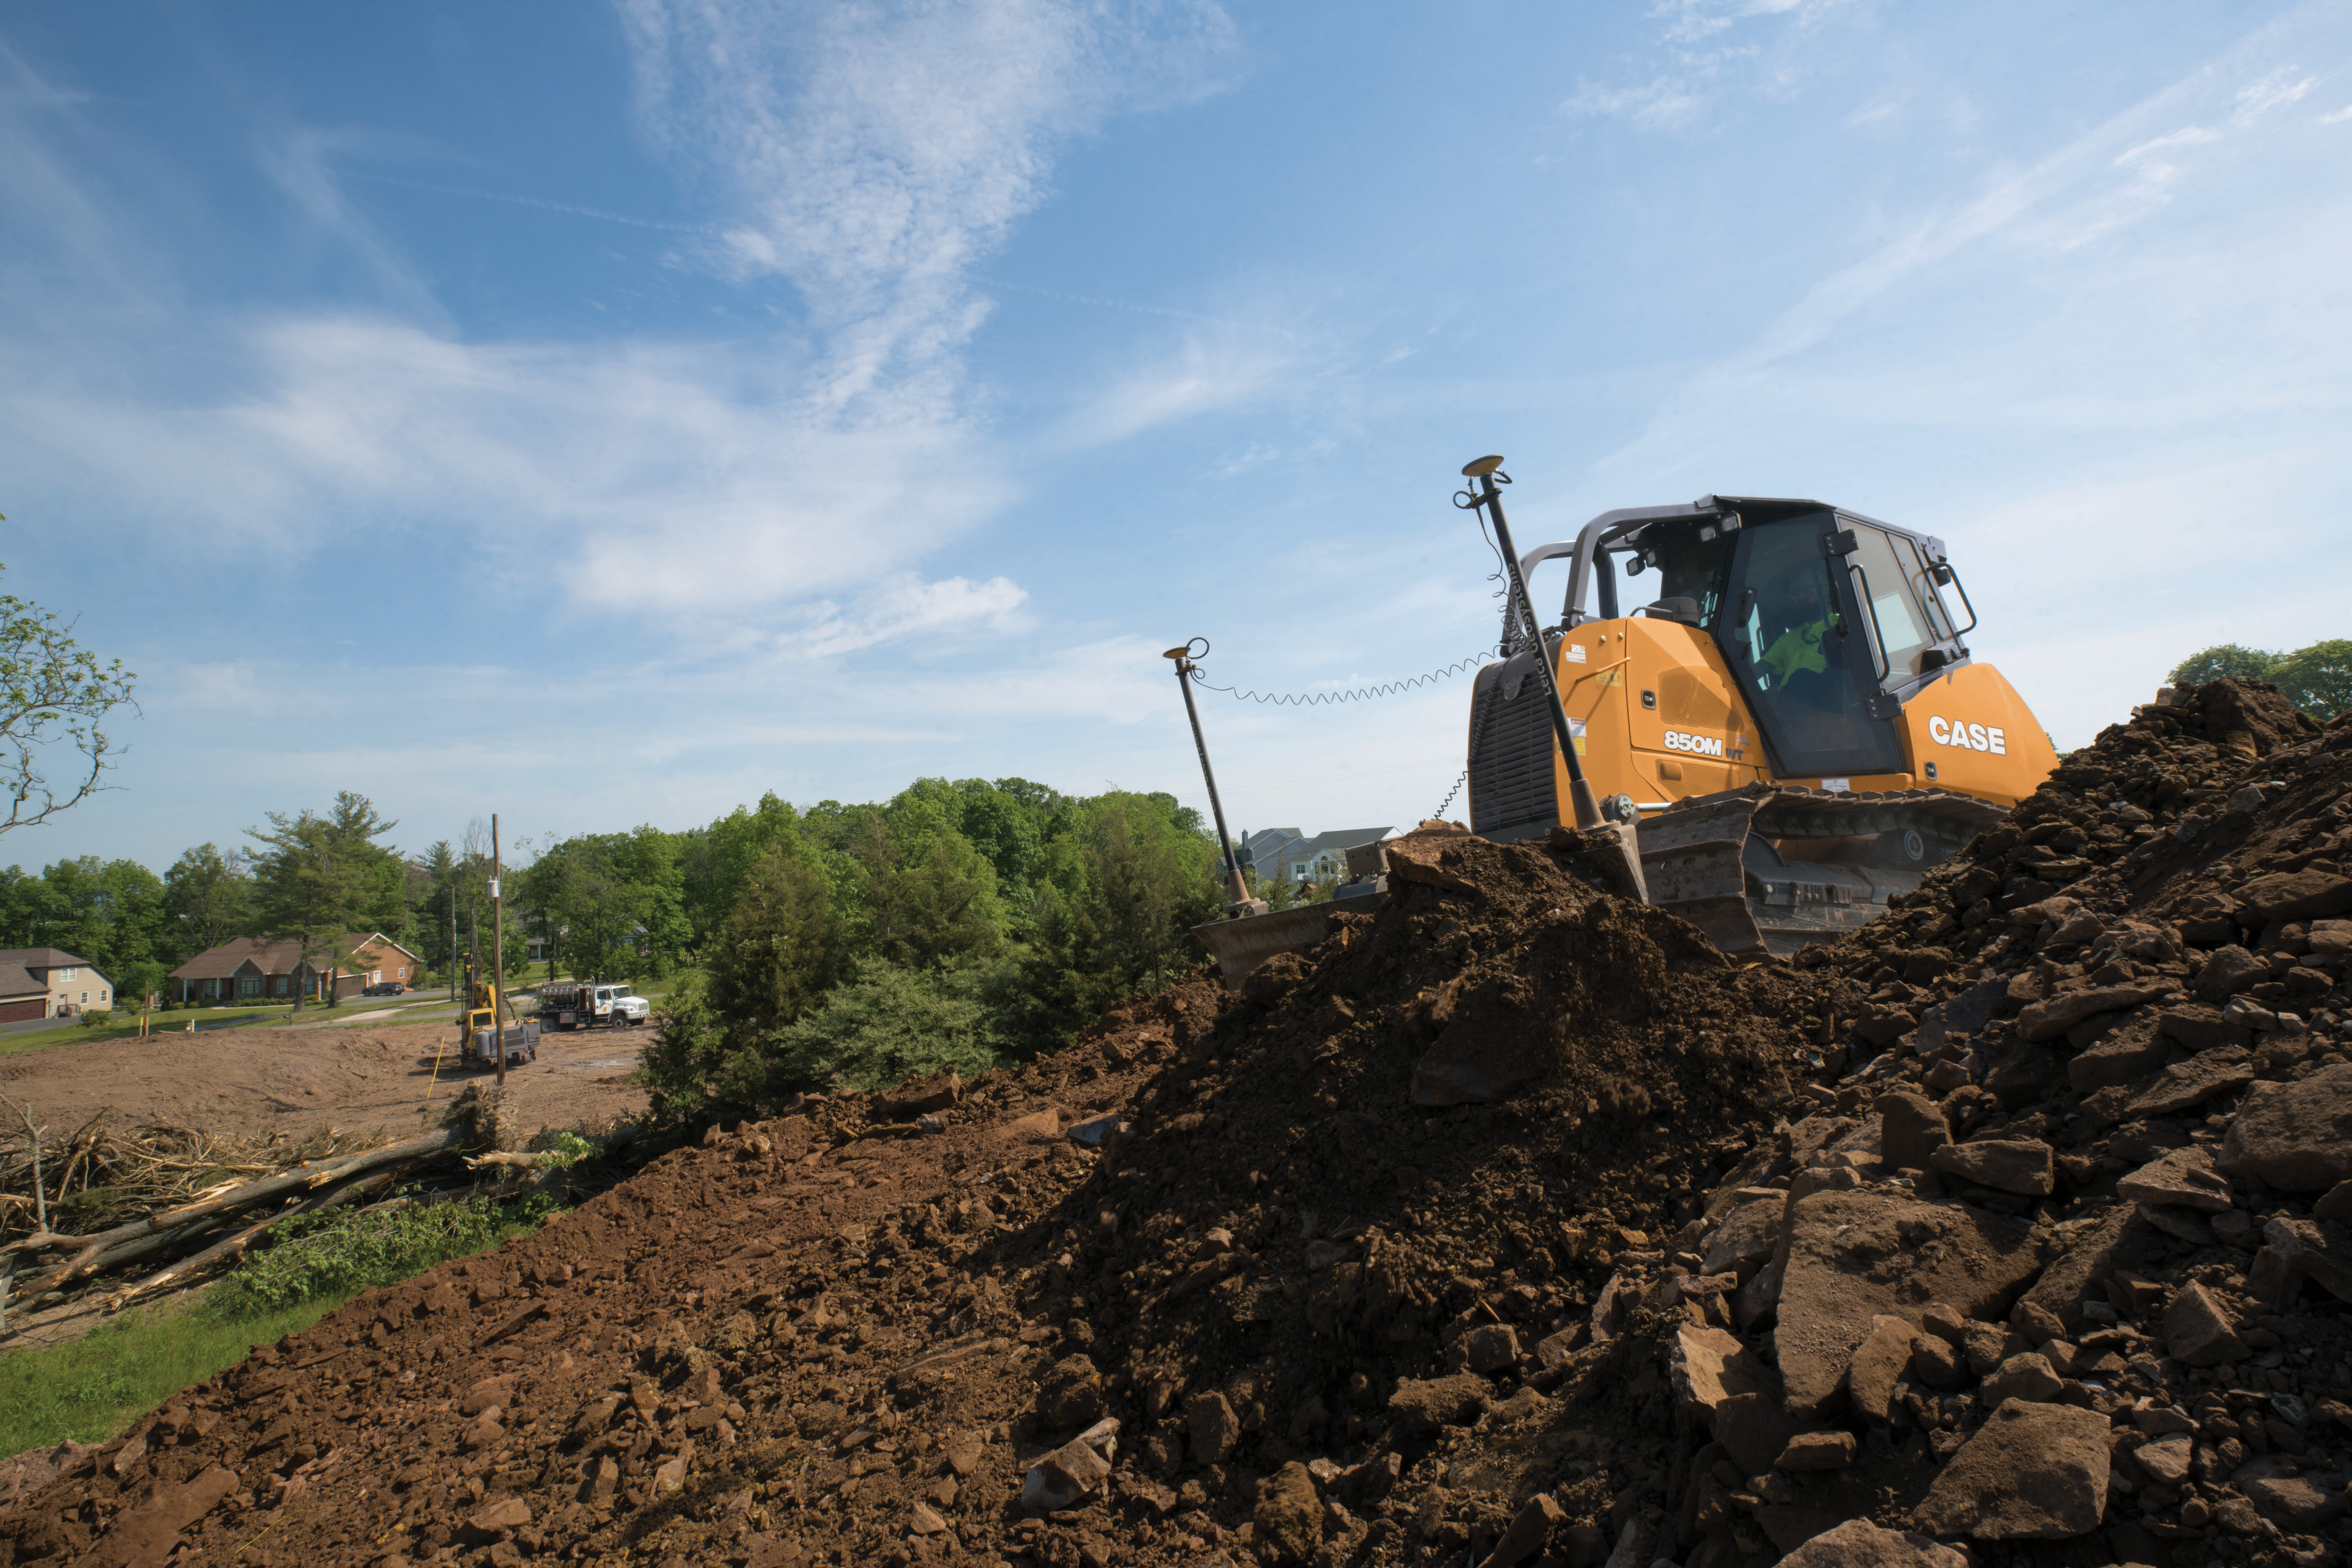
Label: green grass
xmin=0 ymin=1007 xmax=290 ymax=1057
xmin=0 ymin=1189 xmax=561 ymax=1456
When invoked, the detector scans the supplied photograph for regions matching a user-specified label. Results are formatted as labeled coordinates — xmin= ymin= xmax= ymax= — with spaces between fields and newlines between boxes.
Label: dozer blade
xmin=1634 ymin=794 xmax=1768 ymax=956
xmin=1641 ymin=785 xmax=2012 ymax=957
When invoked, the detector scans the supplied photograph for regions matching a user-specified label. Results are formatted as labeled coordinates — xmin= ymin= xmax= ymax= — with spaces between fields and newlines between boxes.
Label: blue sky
xmin=4 ymin=0 xmax=2349 ymax=873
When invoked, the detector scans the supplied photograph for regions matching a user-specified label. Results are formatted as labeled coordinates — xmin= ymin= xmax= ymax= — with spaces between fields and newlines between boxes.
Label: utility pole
xmin=492 ymin=813 xmax=506 ymax=1087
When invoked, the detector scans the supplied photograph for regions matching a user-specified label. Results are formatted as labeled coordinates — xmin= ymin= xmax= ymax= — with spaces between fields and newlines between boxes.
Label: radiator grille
xmin=1467 ymin=655 xmax=1559 ymax=841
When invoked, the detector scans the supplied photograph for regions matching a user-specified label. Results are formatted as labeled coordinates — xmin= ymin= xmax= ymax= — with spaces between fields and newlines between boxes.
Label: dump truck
xmin=1462 ymin=488 xmax=2056 ymax=953
xmin=538 ymin=981 xmax=650 ymax=1030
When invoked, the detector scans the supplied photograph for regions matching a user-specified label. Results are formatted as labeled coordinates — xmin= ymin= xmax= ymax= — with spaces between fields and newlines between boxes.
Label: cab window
xmin=1634 ymin=523 xmax=1734 ymax=625
xmin=1841 ymin=524 xmax=1940 ymax=680
xmin=1718 ymin=515 xmax=1906 ymax=779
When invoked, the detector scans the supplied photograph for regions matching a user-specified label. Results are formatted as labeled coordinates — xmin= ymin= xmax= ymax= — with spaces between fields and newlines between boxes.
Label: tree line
xmin=0 ymin=779 xmax=1230 ymax=1079
xmin=2169 ymin=640 xmax=2351 ymax=719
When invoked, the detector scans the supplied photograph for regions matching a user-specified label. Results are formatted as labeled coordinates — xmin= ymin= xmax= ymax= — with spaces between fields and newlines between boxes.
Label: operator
xmin=1759 ymin=569 xmax=1838 ymax=689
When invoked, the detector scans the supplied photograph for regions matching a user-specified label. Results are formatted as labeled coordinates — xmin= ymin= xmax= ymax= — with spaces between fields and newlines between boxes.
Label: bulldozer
xmin=1463 ymin=486 xmax=2057 ymax=953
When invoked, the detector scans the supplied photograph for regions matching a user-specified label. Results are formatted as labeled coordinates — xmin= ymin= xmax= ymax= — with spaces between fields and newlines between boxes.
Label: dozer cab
xmin=1465 ymin=493 xmax=2057 ymax=954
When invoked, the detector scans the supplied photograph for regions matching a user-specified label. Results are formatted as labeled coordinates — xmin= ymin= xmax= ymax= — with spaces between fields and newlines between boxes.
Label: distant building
xmin=1271 ymin=827 xmax=1397 ymax=884
xmin=168 ymin=933 xmax=423 ymax=1005
xmin=0 ymin=949 xmax=112 ymax=1022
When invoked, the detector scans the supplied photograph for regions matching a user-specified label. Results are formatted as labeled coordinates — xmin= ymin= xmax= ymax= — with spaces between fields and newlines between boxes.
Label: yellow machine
xmin=1463 ymin=489 xmax=2057 ymax=953
xmin=454 ymin=962 xmax=534 ymax=1069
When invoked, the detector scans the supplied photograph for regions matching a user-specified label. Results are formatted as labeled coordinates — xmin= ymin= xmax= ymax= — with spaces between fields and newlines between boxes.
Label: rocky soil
xmin=5 ymin=677 xmax=2351 ymax=1568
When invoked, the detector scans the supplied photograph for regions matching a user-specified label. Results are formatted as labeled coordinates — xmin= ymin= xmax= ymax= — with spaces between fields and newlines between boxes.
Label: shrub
xmin=210 ymin=1189 xmax=558 ymax=1316
xmin=78 ymin=1009 xmax=113 ymax=1028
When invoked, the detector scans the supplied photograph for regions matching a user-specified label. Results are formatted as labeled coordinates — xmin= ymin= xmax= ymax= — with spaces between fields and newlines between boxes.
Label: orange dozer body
xmin=1464 ymin=494 xmax=2057 ymax=952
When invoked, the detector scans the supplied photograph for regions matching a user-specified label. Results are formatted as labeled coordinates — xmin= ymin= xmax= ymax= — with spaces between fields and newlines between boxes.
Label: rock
xmin=1959 ymin=1321 xmax=2013 ymax=1377
xmin=1037 ymin=1356 xmax=1105 ymax=1428
xmin=2019 ymin=984 xmax=2170 ymax=1042
xmin=2316 ymin=1179 xmax=2352 ymax=1225
xmin=1844 ymin=1315 xmax=1918 ymax=1423
xmin=1187 ymin=1391 xmax=1241 ymax=1463
xmin=2220 ymin=1064 xmax=2352 ymax=1190
xmin=1466 ymin=1324 xmax=1521 ymax=1375
xmin=2011 ymin=1299 xmax=2067 ymax=1343
xmin=460 ymin=1376 xmax=515 ymax=1416
xmin=470 ymin=1497 xmax=532 ymax=1535
xmin=2069 ymin=1024 xmax=2173 ymax=1092
xmin=1703 ymin=1197 xmax=1786 ymax=1274
xmin=1487 ymin=1493 xmax=1567 ymax=1568
xmin=2195 ymin=945 xmax=2272 ymax=1002
xmin=1777 ymin=1518 xmax=1967 ymax=1568
xmin=1777 ymin=1431 xmax=1857 ymax=1471
xmin=2117 ymin=1146 xmax=2236 ymax=1212
xmin=2254 ymin=1214 xmax=2352 ymax=1302
xmin=909 ymin=1502 xmax=949 ymax=1535
xmin=1918 ymin=1303 xmax=1967 ymax=1345
xmin=1930 ymin=1138 xmax=2054 ymax=1196
xmin=2133 ymin=1434 xmax=2193 ymax=1486
xmin=1772 ymin=1189 xmax=2041 ymax=1416
xmin=1979 ymin=1353 xmax=2063 ymax=1405
xmin=877 ymin=1067 xmax=963 ymax=1118
xmin=2156 ymin=1004 xmax=2254 ymax=1053
xmin=2239 ymin=870 xmax=2352 ymax=925
xmin=1913 ymin=1399 xmax=2111 ymax=1539
xmin=944 ymin=1432 xmax=984 ymax=1477
xmin=2020 ymin=1200 xmax=2165 ymax=1332
xmin=2128 ymin=1049 xmax=2255 ymax=1118
xmin=80 ymin=1465 xmax=242 ymax=1568
xmin=1876 ymin=1092 xmax=1952 ymax=1171
xmin=2234 ymin=1456 xmax=2351 ymax=1530
xmin=1713 ymin=1391 xmax=1798 ymax=1475
xmin=1022 ymin=1435 xmax=1111 ymax=1512
xmin=1252 ymin=1462 xmax=1322 ymax=1563
xmin=652 ymin=1455 xmax=687 ymax=1494
xmin=1911 ymin=1333 xmax=1969 ymax=1390
xmin=1669 ymin=1324 xmax=1775 ymax=1416
xmin=2161 ymin=1281 xmax=2248 ymax=1366
xmin=1386 ymin=1374 xmax=1487 ymax=1437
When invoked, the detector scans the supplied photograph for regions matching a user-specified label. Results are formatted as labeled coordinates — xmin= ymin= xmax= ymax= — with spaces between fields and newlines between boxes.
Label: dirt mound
xmin=9 ymin=677 xmax=2352 ymax=1568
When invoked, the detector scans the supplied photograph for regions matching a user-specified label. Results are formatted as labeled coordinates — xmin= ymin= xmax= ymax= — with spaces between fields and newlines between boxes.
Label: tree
xmin=2273 ymin=640 xmax=2352 ymax=722
xmin=2169 ymin=644 xmax=2280 ymax=686
xmin=537 ymin=837 xmax=650 ymax=985
xmin=247 ymin=791 xmax=400 ymax=1012
xmin=164 ymin=843 xmax=254 ymax=961
xmin=703 ymin=848 xmax=848 ymax=1034
xmin=1013 ymin=791 xmax=1223 ymax=1048
xmin=0 ymin=554 xmax=139 ymax=835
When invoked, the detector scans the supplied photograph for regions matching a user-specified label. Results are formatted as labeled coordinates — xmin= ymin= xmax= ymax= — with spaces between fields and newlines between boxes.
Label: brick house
xmin=0 ymin=949 xmax=113 ymax=1022
xmin=168 ymin=932 xmax=423 ymax=1005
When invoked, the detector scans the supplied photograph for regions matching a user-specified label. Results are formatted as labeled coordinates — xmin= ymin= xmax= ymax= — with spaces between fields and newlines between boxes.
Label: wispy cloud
xmin=0 ymin=3 xmax=1242 ymax=648
xmin=1563 ymin=0 xmax=1860 ymax=131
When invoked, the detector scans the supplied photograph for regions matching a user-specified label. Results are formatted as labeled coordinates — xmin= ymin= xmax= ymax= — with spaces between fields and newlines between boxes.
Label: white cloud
xmin=1561 ymin=77 xmax=1708 ymax=132
xmin=1055 ymin=334 xmax=1290 ymax=448
xmin=0 ymin=3 xmax=1243 ymax=644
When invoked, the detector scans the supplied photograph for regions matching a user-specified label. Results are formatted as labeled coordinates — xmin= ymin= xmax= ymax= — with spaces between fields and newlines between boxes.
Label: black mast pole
xmin=1457 ymin=456 xmax=1604 ymax=830
xmin=1165 ymin=640 xmax=1261 ymax=914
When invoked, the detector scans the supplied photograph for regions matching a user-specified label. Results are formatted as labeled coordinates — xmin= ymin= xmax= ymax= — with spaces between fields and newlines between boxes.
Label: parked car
xmin=361 ymin=981 xmax=407 ymax=996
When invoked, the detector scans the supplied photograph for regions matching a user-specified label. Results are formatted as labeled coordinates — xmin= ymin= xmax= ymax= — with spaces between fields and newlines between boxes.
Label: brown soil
xmin=0 ymin=1018 xmax=648 ymax=1145
xmin=5 ymin=677 xmax=2350 ymax=1568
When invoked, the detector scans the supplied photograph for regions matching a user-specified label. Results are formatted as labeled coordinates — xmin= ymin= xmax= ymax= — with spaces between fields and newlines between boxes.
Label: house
xmin=0 ymin=949 xmax=112 ymax=1021
xmin=1238 ymin=828 xmax=1302 ymax=884
xmin=1270 ymin=827 xmax=1397 ymax=885
xmin=168 ymin=932 xmax=424 ymax=1005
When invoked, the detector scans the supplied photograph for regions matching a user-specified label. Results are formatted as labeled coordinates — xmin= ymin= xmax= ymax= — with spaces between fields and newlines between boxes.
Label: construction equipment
xmin=454 ymin=959 xmax=534 ymax=1070
xmin=1460 ymin=470 xmax=2056 ymax=953
xmin=537 ymin=981 xmax=650 ymax=1031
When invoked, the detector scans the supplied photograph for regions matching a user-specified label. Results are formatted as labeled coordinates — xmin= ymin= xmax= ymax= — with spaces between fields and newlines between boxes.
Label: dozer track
xmin=1636 ymin=785 xmax=2010 ymax=956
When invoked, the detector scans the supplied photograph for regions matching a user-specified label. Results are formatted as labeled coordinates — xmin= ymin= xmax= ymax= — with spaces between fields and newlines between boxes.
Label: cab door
xmin=1715 ymin=512 xmax=1906 ymax=781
